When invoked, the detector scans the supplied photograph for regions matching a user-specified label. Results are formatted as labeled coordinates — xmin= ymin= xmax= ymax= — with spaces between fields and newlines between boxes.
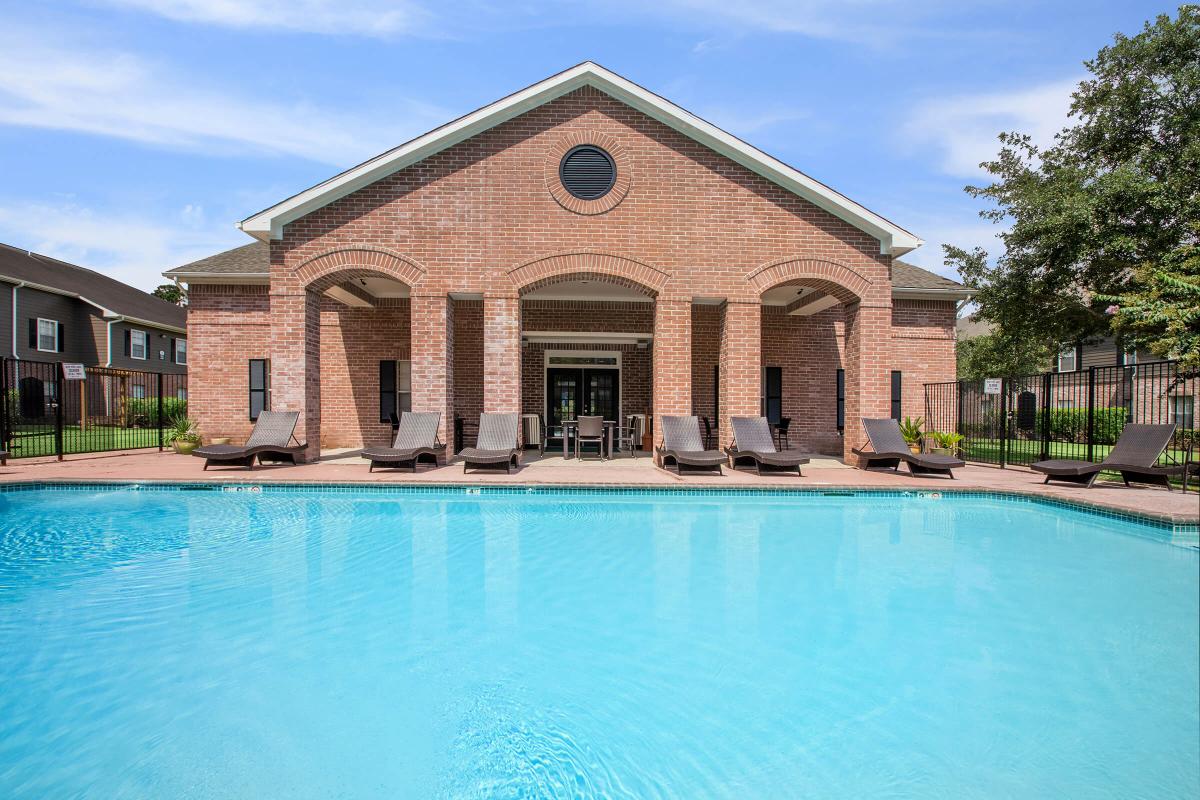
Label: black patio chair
xmin=852 ymin=417 xmax=964 ymax=479
xmin=727 ymin=416 xmax=809 ymax=476
xmin=193 ymin=410 xmax=307 ymax=470
xmin=361 ymin=411 xmax=445 ymax=472
xmin=1031 ymin=423 xmax=1183 ymax=490
xmin=656 ymin=415 xmax=726 ymax=474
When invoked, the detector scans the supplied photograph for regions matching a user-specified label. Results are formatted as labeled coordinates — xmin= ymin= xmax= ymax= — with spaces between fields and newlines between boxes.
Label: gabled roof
xmin=0 ymin=243 xmax=187 ymax=332
xmin=892 ymin=260 xmax=971 ymax=300
xmin=239 ymin=62 xmax=922 ymax=256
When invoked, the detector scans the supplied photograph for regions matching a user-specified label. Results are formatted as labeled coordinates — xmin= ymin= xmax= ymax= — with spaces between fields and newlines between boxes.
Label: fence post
xmin=0 ymin=357 xmax=7 ymax=455
xmin=999 ymin=378 xmax=1009 ymax=469
xmin=54 ymin=366 xmax=64 ymax=461
xmin=1086 ymin=366 xmax=1096 ymax=463
xmin=1040 ymin=372 xmax=1052 ymax=461
xmin=157 ymin=372 xmax=164 ymax=451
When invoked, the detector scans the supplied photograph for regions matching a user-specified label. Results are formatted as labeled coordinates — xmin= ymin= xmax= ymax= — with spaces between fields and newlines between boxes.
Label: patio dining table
xmin=560 ymin=419 xmax=616 ymax=459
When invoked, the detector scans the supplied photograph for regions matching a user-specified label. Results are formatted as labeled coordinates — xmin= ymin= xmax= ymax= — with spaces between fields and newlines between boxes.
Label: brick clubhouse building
xmin=166 ymin=63 xmax=968 ymax=463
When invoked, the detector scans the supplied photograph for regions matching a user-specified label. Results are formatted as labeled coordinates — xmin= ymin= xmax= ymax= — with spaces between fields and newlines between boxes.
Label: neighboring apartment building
xmin=0 ymin=243 xmax=187 ymax=373
xmin=166 ymin=63 xmax=970 ymax=461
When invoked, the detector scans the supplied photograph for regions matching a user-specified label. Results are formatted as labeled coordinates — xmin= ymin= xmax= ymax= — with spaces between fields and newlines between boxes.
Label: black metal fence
xmin=925 ymin=360 xmax=1196 ymax=468
xmin=1 ymin=357 xmax=188 ymax=460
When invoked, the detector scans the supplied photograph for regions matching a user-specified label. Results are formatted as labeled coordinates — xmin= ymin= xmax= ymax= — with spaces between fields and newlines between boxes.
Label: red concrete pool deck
xmin=2 ymin=449 xmax=1197 ymax=527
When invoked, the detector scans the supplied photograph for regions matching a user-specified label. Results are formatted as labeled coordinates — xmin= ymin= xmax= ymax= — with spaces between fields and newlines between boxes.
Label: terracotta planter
xmin=172 ymin=440 xmax=200 ymax=455
xmin=210 ymin=437 xmax=232 ymax=445
xmin=931 ymin=447 xmax=952 ymax=457
xmin=908 ymin=443 xmax=922 ymax=455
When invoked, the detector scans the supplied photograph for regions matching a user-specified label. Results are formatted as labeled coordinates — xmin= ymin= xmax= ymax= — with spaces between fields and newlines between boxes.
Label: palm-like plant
xmin=898 ymin=417 xmax=924 ymax=446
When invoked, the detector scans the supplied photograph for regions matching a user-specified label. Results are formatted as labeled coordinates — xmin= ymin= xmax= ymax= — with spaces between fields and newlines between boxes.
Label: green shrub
xmin=1029 ymin=407 xmax=1127 ymax=445
xmin=124 ymin=397 xmax=188 ymax=427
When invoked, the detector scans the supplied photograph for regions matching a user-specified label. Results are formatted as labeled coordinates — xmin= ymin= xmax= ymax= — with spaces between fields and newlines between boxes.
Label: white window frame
xmin=1122 ymin=347 xmax=1136 ymax=366
xmin=130 ymin=384 xmax=146 ymax=399
xmin=130 ymin=329 xmax=148 ymax=360
xmin=1056 ymin=346 xmax=1076 ymax=373
xmin=37 ymin=318 xmax=58 ymax=353
xmin=1169 ymin=395 xmax=1194 ymax=430
xmin=174 ymin=338 xmax=187 ymax=365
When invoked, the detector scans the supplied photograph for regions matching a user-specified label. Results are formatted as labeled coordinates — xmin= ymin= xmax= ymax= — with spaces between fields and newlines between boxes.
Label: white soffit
xmin=239 ymin=62 xmax=922 ymax=256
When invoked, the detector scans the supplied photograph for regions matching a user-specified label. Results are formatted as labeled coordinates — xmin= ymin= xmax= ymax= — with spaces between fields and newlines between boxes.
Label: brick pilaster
xmin=652 ymin=298 xmax=692 ymax=448
xmin=719 ymin=300 xmax=761 ymax=450
xmin=269 ymin=289 xmax=321 ymax=462
xmin=843 ymin=302 xmax=893 ymax=462
xmin=410 ymin=293 xmax=455 ymax=455
xmin=483 ymin=295 xmax=521 ymax=413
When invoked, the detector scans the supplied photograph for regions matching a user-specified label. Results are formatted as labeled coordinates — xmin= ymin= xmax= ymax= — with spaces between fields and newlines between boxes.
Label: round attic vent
xmin=559 ymin=145 xmax=617 ymax=200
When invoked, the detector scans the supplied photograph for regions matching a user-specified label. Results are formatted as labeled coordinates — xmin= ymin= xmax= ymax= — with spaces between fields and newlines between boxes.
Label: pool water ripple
xmin=0 ymin=487 xmax=1196 ymax=798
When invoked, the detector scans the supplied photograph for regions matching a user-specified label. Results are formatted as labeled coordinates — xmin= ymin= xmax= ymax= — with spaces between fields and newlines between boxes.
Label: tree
xmin=957 ymin=331 xmax=1055 ymax=381
xmin=947 ymin=7 xmax=1200 ymax=364
xmin=152 ymin=283 xmax=184 ymax=305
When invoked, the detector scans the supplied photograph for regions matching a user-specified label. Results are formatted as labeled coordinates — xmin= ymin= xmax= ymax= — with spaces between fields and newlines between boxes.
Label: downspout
xmin=105 ymin=317 xmax=121 ymax=367
xmin=10 ymin=282 xmax=22 ymax=359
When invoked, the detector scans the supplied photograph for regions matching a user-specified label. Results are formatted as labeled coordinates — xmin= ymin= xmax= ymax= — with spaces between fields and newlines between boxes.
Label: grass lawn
xmin=6 ymin=425 xmax=163 ymax=458
xmin=961 ymin=438 xmax=1191 ymax=487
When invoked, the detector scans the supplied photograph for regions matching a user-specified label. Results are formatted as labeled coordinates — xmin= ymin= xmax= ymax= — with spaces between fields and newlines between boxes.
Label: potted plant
xmin=165 ymin=415 xmax=201 ymax=455
xmin=898 ymin=416 xmax=924 ymax=454
xmin=929 ymin=431 xmax=964 ymax=457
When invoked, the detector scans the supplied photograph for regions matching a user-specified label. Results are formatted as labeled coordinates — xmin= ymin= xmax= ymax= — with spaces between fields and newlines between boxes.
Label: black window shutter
xmin=169 ymin=337 xmax=176 ymax=363
xmin=248 ymin=359 xmax=269 ymax=421
xmin=379 ymin=360 xmax=397 ymax=423
xmin=124 ymin=329 xmax=131 ymax=357
xmin=764 ymin=366 xmax=783 ymax=425
xmin=890 ymin=371 xmax=903 ymax=420
xmin=57 ymin=323 xmax=65 ymax=353
xmin=836 ymin=369 xmax=846 ymax=433
xmin=28 ymin=318 xmax=36 ymax=348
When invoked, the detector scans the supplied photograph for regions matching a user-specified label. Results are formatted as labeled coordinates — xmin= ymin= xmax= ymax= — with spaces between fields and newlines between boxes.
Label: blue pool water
xmin=0 ymin=485 xmax=1196 ymax=798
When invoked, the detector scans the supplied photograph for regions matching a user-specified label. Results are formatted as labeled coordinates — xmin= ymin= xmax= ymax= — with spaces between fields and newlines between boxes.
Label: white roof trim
xmin=239 ymin=62 xmax=922 ymax=256
xmin=167 ymin=271 xmax=270 ymax=284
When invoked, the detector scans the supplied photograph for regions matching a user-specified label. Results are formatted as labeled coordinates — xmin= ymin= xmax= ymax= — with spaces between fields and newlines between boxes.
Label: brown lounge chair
xmin=1031 ymin=423 xmax=1183 ymax=490
xmin=459 ymin=412 xmax=521 ymax=473
xmin=193 ymin=410 xmax=307 ymax=470
xmin=361 ymin=411 xmax=445 ymax=472
xmin=657 ymin=415 xmax=726 ymax=474
xmin=852 ymin=417 xmax=964 ymax=479
xmin=726 ymin=416 xmax=810 ymax=476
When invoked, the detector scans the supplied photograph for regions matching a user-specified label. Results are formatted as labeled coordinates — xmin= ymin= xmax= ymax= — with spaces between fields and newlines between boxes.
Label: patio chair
xmin=575 ymin=415 xmax=606 ymax=460
xmin=193 ymin=410 xmax=307 ymax=470
xmin=775 ymin=417 xmax=791 ymax=450
xmin=852 ymin=417 xmax=964 ymax=479
xmin=361 ymin=411 xmax=445 ymax=472
xmin=700 ymin=416 xmax=715 ymax=450
xmin=656 ymin=415 xmax=727 ymax=474
xmin=616 ymin=417 xmax=639 ymax=458
xmin=727 ymin=416 xmax=810 ymax=476
xmin=459 ymin=413 xmax=521 ymax=473
xmin=1031 ymin=423 xmax=1183 ymax=490
xmin=0 ymin=450 xmax=7 ymax=466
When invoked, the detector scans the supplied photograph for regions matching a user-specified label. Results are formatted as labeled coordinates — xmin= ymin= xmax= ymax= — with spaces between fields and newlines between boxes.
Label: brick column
xmin=269 ymin=288 xmax=321 ymax=462
xmin=719 ymin=300 xmax=761 ymax=450
xmin=652 ymin=298 xmax=692 ymax=449
xmin=843 ymin=301 xmax=892 ymax=462
xmin=410 ymin=293 xmax=455 ymax=456
xmin=483 ymin=294 xmax=521 ymax=413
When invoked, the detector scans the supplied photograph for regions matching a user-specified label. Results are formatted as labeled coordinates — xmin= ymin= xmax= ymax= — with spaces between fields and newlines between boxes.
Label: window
xmin=761 ymin=366 xmax=782 ymax=425
xmin=379 ymin=360 xmax=412 ymax=423
xmin=174 ymin=338 xmax=187 ymax=365
xmin=176 ymin=388 xmax=188 ymax=401
xmin=1056 ymin=345 xmax=1077 ymax=373
xmin=129 ymin=329 xmax=148 ymax=360
xmin=1120 ymin=347 xmax=1136 ymax=366
xmin=559 ymin=145 xmax=616 ymax=200
xmin=249 ymin=359 xmax=269 ymax=421
xmin=890 ymin=371 xmax=902 ymax=420
xmin=36 ymin=318 xmax=60 ymax=352
xmin=130 ymin=384 xmax=146 ymax=399
xmin=836 ymin=368 xmax=845 ymax=433
xmin=1170 ymin=396 xmax=1194 ymax=430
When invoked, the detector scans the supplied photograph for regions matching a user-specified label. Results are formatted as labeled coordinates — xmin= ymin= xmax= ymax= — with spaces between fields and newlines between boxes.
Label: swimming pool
xmin=0 ymin=484 xmax=1196 ymax=798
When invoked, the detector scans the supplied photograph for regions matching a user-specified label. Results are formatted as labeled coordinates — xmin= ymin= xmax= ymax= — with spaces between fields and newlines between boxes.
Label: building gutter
xmin=105 ymin=318 xmax=119 ymax=367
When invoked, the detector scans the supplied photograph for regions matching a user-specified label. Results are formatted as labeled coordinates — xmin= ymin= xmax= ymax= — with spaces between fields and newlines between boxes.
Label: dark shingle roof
xmin=0 ymin=243 xmax=186 ymax=330
xmin=164 ymin=242 xmax=269 ymax=276
xmin=892 ymin=260 xmax=967 ymax=291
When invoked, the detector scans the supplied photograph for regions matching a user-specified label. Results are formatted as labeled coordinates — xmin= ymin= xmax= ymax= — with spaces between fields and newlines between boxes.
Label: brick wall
xmin=890 ymin=299 xmax=957 ymax=422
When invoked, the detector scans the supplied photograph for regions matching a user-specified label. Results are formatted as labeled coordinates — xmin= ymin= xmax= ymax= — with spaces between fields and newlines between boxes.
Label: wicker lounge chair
xmin=1031 ymin=423 xmax=1183 ymax=490
xmin=726 ymin=416 xmax=810 ymax=476
xmin=657 ymin=415 xmax=727 ymax=474
xmin=361 ymin=411 xmax=445 ymax=472
xmin=459 ymin=413 xmax=521 ymax=473
xmin=852 ymin=417 xmax=964 ymax=478
xmin=193 ymin=410 xmax=307 ymax=470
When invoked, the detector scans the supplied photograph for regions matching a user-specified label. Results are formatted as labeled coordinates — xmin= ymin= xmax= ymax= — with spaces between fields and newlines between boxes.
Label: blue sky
xmin=0 ymin=0 xmax=1174 ymax=291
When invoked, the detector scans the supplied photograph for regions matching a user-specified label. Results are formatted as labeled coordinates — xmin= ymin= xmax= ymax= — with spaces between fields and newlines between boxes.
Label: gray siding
xmin=14 ymin=287 xmax=99 ymax=364
xmin=107 ymin=319 xmax=187 ymax=374
xmin=0 ymin=280 xmax=11 ymax=357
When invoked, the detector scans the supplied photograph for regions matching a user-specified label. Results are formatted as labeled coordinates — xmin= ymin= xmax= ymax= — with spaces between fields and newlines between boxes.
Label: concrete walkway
xmin=2 ymin=447 xmax=1196 ymax=527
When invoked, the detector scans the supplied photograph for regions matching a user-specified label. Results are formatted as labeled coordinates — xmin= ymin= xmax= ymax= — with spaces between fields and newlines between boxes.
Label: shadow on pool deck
xmin=1 ymin=447 xmax=1196 ymax=526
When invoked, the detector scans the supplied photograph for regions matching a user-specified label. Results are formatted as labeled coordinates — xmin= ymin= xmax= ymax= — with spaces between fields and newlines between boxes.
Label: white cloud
xmin=902 ymin=217 xmax=1007 ymax=281
xmin=0 ymin=31 xmax=448 ymax=165
xmin=98 ymin=0 xmax=434 ymax=37
xmin=903 ymin=77 xmax=1079 ymax=177
xmin=0 ymin=201 xmax=248 ymax=291
xmin=702 ymin=105 xmax=809 ymax=136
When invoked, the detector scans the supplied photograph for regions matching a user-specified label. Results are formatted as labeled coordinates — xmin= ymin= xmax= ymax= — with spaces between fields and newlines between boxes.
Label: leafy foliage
xmin=957 ymin=329 xmax=1055 ymax=380
xmin=898 ymin=416 xmax=924 ymax=445
xmin=947 ymin=8 xmax=1200 ymax=364
xmin=152 ymin=283 xmax=184 ymax=305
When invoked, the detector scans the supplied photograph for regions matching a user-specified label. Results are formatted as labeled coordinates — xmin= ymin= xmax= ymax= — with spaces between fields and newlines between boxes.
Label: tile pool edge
xmin=2 ymin=479 xmax=1197 ymax=537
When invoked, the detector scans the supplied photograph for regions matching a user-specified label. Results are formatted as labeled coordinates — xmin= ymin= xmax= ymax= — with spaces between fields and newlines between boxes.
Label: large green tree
xmin=947 ymin=6 xmax=1200 ymax=366
xmin=151 ymin=283 xmax=184 ymax=305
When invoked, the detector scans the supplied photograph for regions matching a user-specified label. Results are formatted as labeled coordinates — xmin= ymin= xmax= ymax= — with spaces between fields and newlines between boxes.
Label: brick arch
xmin=745 ymin=257 xmax=872 ymax=303
xmin=506 ymin=252 xmax=670 ymax=298
xmin=294 ymin=246 xmax=426 ymax=293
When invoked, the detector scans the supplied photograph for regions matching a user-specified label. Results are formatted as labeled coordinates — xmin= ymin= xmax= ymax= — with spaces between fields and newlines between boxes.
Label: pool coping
xmin=3 ymin=478 xmax=1197 ymax=538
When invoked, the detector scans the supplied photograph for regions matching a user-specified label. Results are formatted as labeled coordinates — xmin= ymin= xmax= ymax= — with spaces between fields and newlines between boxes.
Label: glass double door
xmin=546 ymin=368 xmax=619 ymax=428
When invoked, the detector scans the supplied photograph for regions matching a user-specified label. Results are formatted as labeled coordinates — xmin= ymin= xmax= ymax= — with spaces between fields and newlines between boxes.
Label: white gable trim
xmin=239 ymin=62 xmax=922 ymax=256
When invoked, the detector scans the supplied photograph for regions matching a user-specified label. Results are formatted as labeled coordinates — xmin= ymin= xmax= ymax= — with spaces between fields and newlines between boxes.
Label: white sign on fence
xmin=983 ymin=378 xmax=1003 ymax=395
xmin=61 ymin=363 xmax=86 ymax=381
